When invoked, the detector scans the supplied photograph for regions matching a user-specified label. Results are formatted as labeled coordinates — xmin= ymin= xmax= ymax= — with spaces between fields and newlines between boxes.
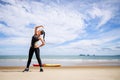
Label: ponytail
xmin=41 ymin=30 xmax=45 ymax=41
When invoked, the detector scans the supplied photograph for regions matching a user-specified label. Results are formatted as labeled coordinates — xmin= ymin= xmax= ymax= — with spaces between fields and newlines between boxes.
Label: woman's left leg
xmin=35 ymin=48 xmax=43 ymax=72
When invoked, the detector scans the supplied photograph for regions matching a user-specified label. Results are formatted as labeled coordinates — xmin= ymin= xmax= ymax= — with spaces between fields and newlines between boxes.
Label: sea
xmin=0 ymin=55 xmax=120 ymax=66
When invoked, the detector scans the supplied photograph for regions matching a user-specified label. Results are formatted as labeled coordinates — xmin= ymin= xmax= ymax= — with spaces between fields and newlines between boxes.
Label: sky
xmin=0 ymin=0 xmax=120 ymax=55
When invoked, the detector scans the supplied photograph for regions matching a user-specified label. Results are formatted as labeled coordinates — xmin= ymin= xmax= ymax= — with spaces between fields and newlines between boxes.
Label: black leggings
xmin=26 ymin=47 xmax=42 ymax=68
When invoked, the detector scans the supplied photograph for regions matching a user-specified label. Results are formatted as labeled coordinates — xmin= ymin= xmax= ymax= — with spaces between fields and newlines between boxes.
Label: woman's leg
xmin=35 ymin=48 xmax=42 ymax=67
xmin=26 ymin=47 xmax=34 ymax=68
xmin=35 ymin=48 xmax=43 ymax=72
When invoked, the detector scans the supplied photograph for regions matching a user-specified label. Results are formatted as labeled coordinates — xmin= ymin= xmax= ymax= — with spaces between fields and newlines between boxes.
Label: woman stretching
xmin=23 ymin=25 xmax=45 ymax=72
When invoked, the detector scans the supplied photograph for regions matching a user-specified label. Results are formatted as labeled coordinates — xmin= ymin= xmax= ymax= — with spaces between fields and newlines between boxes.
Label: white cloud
xmin=0 ymin=0 xmax=86 ymax=45
xmin=0 ymin=37 xmax=30 ymax=47
xmin=56 ymin=28 xmax=120 ymax=55
xmin=88 ymin=6 xmax=113 ymax=29
xmin=0 ymin=0 xmax=120 ymax=55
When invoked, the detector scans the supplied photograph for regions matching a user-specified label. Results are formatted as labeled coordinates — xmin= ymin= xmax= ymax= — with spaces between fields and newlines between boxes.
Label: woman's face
xmin=37 ymin=31 xmax=41 ymax=36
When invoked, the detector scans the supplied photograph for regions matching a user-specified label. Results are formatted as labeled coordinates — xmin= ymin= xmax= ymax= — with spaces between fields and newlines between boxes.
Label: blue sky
xmin=0 ymin=0 xmax=120 ymax=55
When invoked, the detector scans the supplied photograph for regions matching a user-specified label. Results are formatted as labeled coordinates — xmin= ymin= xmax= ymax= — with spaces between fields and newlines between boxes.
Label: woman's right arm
xmin=34 ymin=26 xmax=39 ymax=34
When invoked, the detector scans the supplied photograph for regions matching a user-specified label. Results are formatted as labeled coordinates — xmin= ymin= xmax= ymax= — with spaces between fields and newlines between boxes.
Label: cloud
xmin=87 ymin=6 xmax=113 ymax=30
xmin=0 ymin=0 xmax=86 ymax=45
xmin=0 ymin=0 xmax=120 ymax=55
xmin=56 ymin=28 xmax=120 ymax=54
xmin=0 ymin=37 xmax=29 ymax=46
xmin=96 ymin=8 xmax=112 ymax=29
xmin=116 ymin=46 xmax=120 ymax=49
xmin=86 ymin=0 xmax=120 ymax=30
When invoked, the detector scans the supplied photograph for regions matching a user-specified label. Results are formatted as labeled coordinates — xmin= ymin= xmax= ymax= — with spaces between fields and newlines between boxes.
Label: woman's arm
xmin=34 ymin=37 xmax=45 ymax=48
xmin=39 ymin=37 xmax=45 ymax=47
xmin=34 ymin=26 xmax=44 ymax=35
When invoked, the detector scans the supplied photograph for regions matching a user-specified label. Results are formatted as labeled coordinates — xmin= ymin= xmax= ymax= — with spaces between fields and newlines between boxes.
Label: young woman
xmin=23 ymin=25 xmax=45 ymax=72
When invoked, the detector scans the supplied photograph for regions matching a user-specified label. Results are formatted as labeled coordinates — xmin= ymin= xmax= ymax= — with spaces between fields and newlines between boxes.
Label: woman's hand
xmin=34 ymin=43 xmax=45 ymax=48
xmin=36 ymin=25 xmax=44 ymax=28
xmin=34 ymin=45 xmax=39 ymax=48
xmin=34 ymin=25 xmax=44 ymax=35
xmin=39 ymin=43 xmax=45 ymax=47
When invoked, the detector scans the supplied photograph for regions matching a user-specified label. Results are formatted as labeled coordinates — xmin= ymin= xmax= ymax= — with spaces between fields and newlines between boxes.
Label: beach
xmin=0 ymin=66 xmax=120 ymax=80
xmin=0 ymin=55 xmax=120 ymax=80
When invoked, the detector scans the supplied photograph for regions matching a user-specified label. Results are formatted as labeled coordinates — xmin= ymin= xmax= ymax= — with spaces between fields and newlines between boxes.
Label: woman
xmin=23 ymin=25 xmax=45 ymax=72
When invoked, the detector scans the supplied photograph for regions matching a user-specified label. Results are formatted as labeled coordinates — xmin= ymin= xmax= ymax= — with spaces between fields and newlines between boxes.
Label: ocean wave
xmin=0 ymin=58 xmax=120 ymax=66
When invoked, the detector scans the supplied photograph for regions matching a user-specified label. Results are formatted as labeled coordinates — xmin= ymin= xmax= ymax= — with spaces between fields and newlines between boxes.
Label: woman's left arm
xmin=39 ymin=37 xmax=45 ymax=47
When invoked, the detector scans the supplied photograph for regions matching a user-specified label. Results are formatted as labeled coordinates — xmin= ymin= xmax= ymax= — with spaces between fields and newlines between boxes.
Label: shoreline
xmin=0 ymin=58 xmax=120 ymax=66
xmin=0 ymin=65 xmax=120 ymax=69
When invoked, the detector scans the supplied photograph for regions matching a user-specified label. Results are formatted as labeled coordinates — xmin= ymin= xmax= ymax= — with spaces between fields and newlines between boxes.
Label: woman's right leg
xmin=26 ymin=47 xmax=34 ymax=68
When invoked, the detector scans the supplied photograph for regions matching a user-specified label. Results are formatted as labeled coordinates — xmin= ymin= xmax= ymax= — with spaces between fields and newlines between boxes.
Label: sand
xmin=0 ymin=66 xmax=120 ymax=80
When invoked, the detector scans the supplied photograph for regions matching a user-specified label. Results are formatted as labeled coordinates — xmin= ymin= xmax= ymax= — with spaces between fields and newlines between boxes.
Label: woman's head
xmin=36 ymin=25 xmax=45 ymax=41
